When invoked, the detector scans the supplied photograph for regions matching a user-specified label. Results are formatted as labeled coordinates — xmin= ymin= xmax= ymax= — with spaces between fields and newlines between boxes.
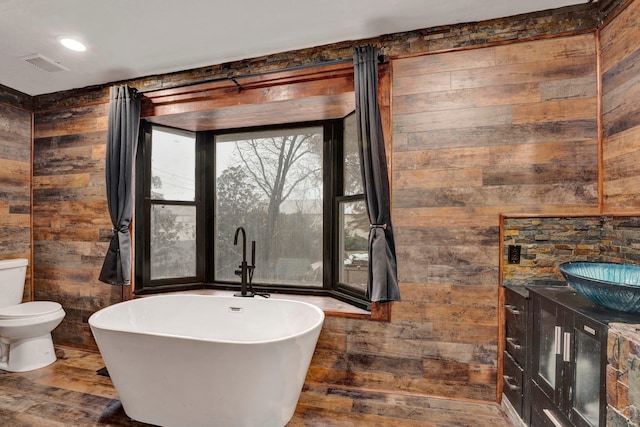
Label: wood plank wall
xmin=32 ymin=101 xmax=123 ymax=350
xmin=22 ymin=2 xmax=610 ymax=405
xmin=601 ymin=0 xmax=640 ymax=212
xmin=390 ymin=34 xmax=599 ymax=399
xmin=0 ymin=85 xmax=32 ymax=301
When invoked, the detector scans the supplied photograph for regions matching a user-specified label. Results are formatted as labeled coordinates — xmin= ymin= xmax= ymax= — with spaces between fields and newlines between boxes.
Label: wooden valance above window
xmin=141 ymin=62 xmax=357 ymax=131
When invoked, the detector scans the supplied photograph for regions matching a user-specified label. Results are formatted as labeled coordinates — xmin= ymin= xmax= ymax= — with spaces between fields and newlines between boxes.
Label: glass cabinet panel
xmin=529 ymin=288 xmax=607 ymax=427
xmin=573 ymin=330 xmax=600 ymax=426
xmin=539 ymin=307 xmax=557 ymax=388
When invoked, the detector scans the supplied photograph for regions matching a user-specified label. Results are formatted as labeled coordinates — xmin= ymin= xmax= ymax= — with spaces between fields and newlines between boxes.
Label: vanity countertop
xmin=527 ymin=285 xmax=640 ymax=326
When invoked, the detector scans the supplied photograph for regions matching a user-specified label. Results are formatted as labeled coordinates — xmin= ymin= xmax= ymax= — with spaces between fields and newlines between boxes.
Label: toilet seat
xmin=0 ymin=302 xmax=63 ymax=320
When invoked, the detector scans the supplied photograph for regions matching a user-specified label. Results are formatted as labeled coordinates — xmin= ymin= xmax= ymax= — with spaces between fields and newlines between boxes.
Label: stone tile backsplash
xmin=502 ymin=215 xmax=640 ymax=426
xmin=502 ymin=216 xmax=640 ymax=288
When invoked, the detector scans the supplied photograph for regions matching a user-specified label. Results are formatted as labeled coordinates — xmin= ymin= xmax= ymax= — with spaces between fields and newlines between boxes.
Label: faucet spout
xmin=234 ymin=226 xmax=247 ymax=265
xmin=233 ymin=227 xmax=252 ymax=297
xmin=232 ymin=227 xmax=268 ymax=299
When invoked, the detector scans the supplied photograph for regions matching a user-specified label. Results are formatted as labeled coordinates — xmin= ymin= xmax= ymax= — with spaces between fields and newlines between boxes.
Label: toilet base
xmin=0 ymin=333 xmax=56 ymax=372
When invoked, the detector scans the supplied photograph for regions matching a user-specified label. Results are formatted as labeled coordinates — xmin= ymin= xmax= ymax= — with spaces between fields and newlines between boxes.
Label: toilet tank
xmin=0 ymin=258 xmax=28 ymax=308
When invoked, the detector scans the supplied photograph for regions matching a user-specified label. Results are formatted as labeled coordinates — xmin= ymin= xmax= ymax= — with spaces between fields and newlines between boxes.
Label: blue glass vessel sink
xmin=559 ymin=261 xmax=640 ymax=314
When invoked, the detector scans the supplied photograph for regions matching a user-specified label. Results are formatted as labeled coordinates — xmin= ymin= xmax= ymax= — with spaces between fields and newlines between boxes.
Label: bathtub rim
xmin=88 ymin=294 xmax=325 ymax=345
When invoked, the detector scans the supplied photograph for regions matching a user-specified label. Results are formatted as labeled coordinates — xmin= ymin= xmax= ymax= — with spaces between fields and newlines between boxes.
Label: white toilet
xmin=0 ymin=258 xmax=65 ymax=372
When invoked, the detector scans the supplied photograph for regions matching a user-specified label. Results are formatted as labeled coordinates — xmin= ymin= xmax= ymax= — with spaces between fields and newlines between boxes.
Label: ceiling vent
xmin=20 ymin=53 xmax=69 ymax=72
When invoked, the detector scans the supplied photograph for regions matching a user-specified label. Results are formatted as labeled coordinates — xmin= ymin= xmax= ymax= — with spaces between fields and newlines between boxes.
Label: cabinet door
xmin=531 ymin=383 xmax=572 ymax=427
xmin=504 ymin=287 xmax=527 ymax=366
xmin=532 ymin=294 xmax=563 ymax=405
xmin=564 ymin=315 xmax=605 ymax=427
xmin=503 ymin=351 xmax=524 ymax=414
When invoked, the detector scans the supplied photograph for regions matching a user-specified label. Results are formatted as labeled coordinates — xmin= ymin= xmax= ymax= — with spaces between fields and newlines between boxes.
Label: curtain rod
xmin=138 ymin=57 xmax=354 ymax=95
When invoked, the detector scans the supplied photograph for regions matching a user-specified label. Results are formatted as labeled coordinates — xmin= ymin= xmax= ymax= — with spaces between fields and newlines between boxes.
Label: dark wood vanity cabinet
xmin=530 ymin=287 xmax=607 ymax=427
xmin=503 ymin=286 xmax=530 ymax=424
xmin=504 ymin=286 xmax=640 ymax=427
xmin=528 ymin=287 xmax=640 ymax=427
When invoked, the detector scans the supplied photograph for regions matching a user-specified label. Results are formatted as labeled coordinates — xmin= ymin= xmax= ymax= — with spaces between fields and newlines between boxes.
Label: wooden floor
xmin=0 ymin=347 xmax=513 ymax=426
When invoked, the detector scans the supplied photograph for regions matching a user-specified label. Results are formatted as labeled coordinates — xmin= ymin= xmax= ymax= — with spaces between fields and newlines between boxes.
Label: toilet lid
xmin=0 ymin=301 xmax=62 ymax=319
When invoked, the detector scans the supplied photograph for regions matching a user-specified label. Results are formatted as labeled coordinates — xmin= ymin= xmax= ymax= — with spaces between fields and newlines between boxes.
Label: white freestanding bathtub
xmin=88 ymin=294 xmax=324 ymax=427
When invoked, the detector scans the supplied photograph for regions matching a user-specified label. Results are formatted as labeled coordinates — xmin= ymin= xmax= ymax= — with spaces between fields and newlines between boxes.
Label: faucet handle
xmin=251 ymin=241 xmax=256 ymax=267
xmin=234 ymin=268 xmax=242 ymax=276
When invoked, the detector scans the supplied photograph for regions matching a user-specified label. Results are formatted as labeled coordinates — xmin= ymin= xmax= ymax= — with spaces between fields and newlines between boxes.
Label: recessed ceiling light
xmin=59 ymin=38 xmax=86 ymax=52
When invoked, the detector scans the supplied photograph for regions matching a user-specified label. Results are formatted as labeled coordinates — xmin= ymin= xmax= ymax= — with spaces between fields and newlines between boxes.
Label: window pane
xmin=574 ymin=330 xmax=600 ymax=426
xmin=150 ymin=204 xmax=196 ymax=280
xmin=215 ymin=127 xmax=323 ymax=286
xmin=151 ymin=128 xmax=195 ymax=201
xmin=539 ymin=308 xmax=557 ymax=388
xmin=343 ymin=112 xmax=363 ymax=196
xmin=339 ymin=199 xmax=368 ymax=292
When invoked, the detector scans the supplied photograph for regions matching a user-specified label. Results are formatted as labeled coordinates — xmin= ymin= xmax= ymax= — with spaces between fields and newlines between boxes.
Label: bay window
xmin=135 ymin=113 xmax=369 ymax=308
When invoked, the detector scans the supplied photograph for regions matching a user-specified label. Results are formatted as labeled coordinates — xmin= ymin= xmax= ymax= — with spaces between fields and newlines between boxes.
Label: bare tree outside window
xmin=215 ymin=127 xmax=323 ymax=286
xmin=149 ymin=128 xmax=197 ymax=280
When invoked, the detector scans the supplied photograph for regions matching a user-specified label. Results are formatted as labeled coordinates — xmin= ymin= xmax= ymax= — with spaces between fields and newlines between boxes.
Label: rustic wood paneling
xmin=0 ymin=88 xmax=32 ymax=301
xmin=147 ymin=92 xmax=355 ymax=131
xmin=0 ymin=83 xmax=32 ymax=111
xmin=143 ymin=63 xmax=356 ymax=131
xmin=32 ymin=103 xmax=115 ymax=351
xmin=601 ymin=0 xmax=640 ymax=212
xmin=391 ymin=33 xmax=598 ymax=401
xmin=19 ymin=3 xmax=611 ymax=412
xmin=142 ymin=63 xmax=353 ymax=105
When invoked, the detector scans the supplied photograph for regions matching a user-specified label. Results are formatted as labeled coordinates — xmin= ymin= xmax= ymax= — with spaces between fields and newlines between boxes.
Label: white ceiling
xmin=0 ymin=0 xmax=586 ymax=96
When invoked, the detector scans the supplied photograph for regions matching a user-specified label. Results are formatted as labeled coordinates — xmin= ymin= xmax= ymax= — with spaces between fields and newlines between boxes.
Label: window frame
xmin=335 ymin=194 xmax=368 ymax=298
xmin=134 ymin=123 xmax=206 ymax=291
xmin=135 ymin=117 xmax=370 ymax=310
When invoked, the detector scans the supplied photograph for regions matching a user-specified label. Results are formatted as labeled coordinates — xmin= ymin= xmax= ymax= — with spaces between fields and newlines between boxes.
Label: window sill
xmin=136 ymin=288 xmax=391 ymax=321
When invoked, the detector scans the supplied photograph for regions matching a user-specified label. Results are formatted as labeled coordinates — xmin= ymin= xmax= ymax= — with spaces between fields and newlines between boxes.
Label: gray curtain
xmin=99 ymin=85 xmax=141 ymax=285
xmin=353 ymin=45 xmax=400 ymax=302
